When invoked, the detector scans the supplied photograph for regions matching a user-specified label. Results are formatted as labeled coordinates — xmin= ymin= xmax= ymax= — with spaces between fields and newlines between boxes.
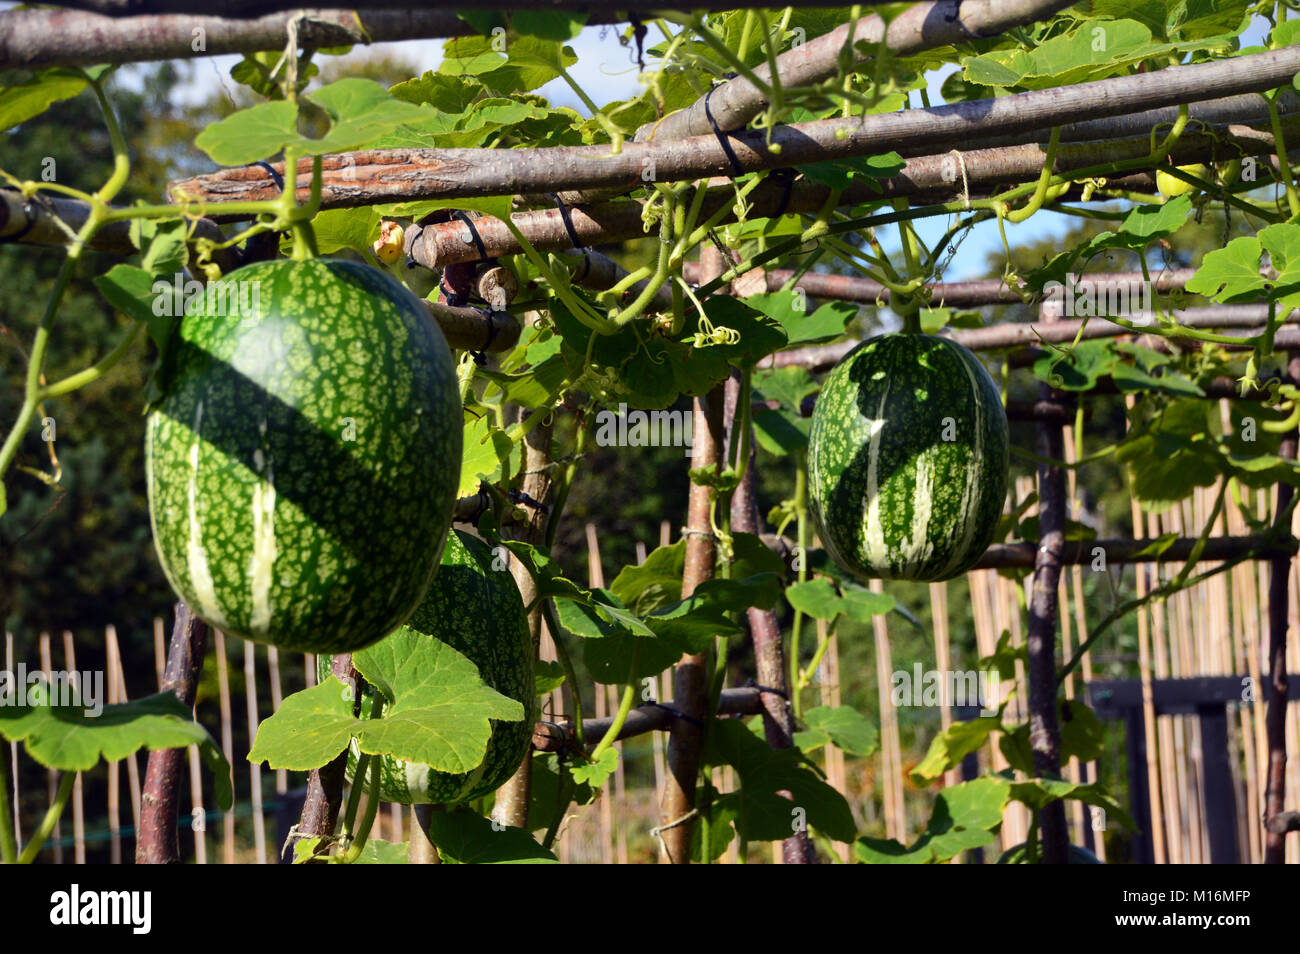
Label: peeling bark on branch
xmin=167 ymin=42 xmax=1300 ymax=211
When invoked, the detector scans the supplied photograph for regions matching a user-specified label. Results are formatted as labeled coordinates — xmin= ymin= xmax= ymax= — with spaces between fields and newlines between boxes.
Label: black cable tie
xmin=645 ymin=701 xmax=704 ymax=728
xmin=547 ymin=192 xmax=584 ymax=251
xmin=440 ymin=273 xmax=469 ymax=308
xmin=571 ymin=249 xmax=593 ymax=282
xmin=404 ymin=220 xmax=425 ymax=270
xmin=769 ymin=167 xmax=798 ymax=218
xmin=0 ymin=199 xmax=39 ymax=244
xmin=744 ymin=677 xmax=789 ymax=700
xmin=508 ymin=488 xmax=550 ymax=514
xmin=704 ymin=80 xmax=745 ymax=179
xmin=451 ymin=210 xmax=489 ymax=262
xmin=477 ymin=307 xmax=501 ymax=352
xmin=629 ymin=13 xmax=647 ymax=71
xmin=252 ymin=159 xmax=285 ymax=191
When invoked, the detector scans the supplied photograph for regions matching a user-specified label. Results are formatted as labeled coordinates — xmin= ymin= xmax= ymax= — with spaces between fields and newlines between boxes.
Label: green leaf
xmin=512 ymin=11 xmax=588 ymax=41
xmin=910 ymin=717 xmax=1000 ymax=782
xmin=193 ymin=99 xmax=299 ymax=166
xmin=534 ymin=660 xmax=565 ymax=696
xmin=422 ymin=810 xmax=558 ymax=863
xmin=610 ymin=541 xmax=685 ymax=615
xmin=308 ymin=207 xmax=380 ymax=257
xmin=0 ymin=70 xmax=87 ymax=131
xmin=745 ymin=288 xmax=858 ymax=345
xmin=130 ymin=217 xmax=189 ymax=277
xmin=856 ymin=776 xmax=1009 ymax=863
xmin=0 ymin=691 xmax=232 ymax=810
xmin=458 ymin=413 xmax=514 ymax=498
xmin=351 ymin=629 xmax=525 ymax=773
xmin=248 ymin=676 xmax=357 ymax=771
xmin=569 ymin=746 xmax=619 ymax=787
xmin=785 ymin=578 xmax=893 ymax=622
xmin=1185 ymin=235 xmax=1267 ymax=302
xmin=195 ymin=80 xmax=430 ymax=165
xmin=1008 ymin=777 xmax=1135 ymax=831
xmin=796 ymin=705 xmax=879 ymax=757
xmin=708 ymin=718 xmax=856 ymax=843
xmin=389 ymin=71 xmax=486 ymax=113
xmin=751 ymin=406 xmax=808 ymax=456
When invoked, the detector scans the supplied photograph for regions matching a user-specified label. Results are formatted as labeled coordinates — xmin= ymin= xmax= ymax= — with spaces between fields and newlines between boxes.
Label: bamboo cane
xmin=243 ymin=640 xmax=267 ymax=863
xmin=4 ymin=632 xmax=19 ymax=848
xmin=213 ymin=630 xmax=236 ymax=864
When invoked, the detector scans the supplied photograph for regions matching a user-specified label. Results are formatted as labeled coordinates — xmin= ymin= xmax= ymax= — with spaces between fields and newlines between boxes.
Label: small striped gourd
xmin=808 ymin=333 xmax=1008 ymax=582
xmin=321 ymin=530 xmax=536 ymax=805
xmin=146 ymin=258 xmax=461 ymax=654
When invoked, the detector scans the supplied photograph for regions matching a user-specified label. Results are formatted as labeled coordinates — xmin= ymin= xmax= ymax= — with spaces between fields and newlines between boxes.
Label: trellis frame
xmin=1 ymin=0 xmax=1296 ymax=865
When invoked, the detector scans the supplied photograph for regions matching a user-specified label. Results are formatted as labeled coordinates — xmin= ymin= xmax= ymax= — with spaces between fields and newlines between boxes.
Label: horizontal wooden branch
xmin=424 ymin=299 xmax=519 ymax=352
xmin=168 ymin=46 xmax=1300 ymax=212
xmin=0 ymin=188 xmax=239 ymax=273
xmin=0 ymin=7 xmax=615 ymax=69
xmin=684 ymin=265 xmax=1201 ymax=307
xmin=641 ymin=0 xmax=1074 ymax=141
xmin=531 ymin=686 xmax=765 ymax=753
xmin=356 ymin=131 xmax=1274 ymax=268
xmin=35 ymin=0 xmax=869 ymax=16
xmin=975 ymin=534 xmax=1295 ymax=570
xmin=773 ymin=305 xmax=1298 ymax=370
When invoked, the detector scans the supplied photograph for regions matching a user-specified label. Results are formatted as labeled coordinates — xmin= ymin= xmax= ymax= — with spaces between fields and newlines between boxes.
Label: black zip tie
xmin=547 ymin=192 xmax=584 ymax=250
xmin=252 ymin=159 xmax=285 ymax=191
xmin=769 ymin=167 xmax=798 ymax=218
xmin=629 ymin=13 xmax=647 ymax=71
xmin=452 ymin=210 xmax=489 ymax=262
xmin=571 ymin=249 xmax=593 ymax=282
xmin=404 ymin=219 xmax=425 ymax=270
xmin=704 ymin=80 xmax=745 ymax=178
xmin=440 ymin=273 xmax=469 ymax=307
xmin=744 ymin=677 xmax=789 ymax=700
xmin=645 ymin=701 xmax=704 ymax=728
xmin=508 ymin=488 xmax=549 ymax=514
xmin=0 ymin=199 xmax=39 ymax=244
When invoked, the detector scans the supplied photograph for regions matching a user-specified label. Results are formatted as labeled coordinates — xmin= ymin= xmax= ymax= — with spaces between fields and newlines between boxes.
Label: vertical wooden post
xmin=727 ymin=370 xmax=816 ymax=864
xmin=137 ymin=603 xmax=210 ymax=864
xmin=1263 ymin=354 xmax=1298 ymax=862
xmin=298 ymin=653 xmax=358 ymax=843
xmin=495 ymin=332 xmax=555 ymax=831
xmin=1027 ymin=302 xmax=1068 ymax=863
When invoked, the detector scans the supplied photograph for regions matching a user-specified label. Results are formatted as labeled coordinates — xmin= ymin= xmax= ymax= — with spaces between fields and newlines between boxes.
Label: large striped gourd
xmin=321 ymin=530 xmax=536 ymax=804
xmin=808 ymin=333 xmax=1008 ymax=582
xmin=146 ymin=259 xmax=461 ymax=654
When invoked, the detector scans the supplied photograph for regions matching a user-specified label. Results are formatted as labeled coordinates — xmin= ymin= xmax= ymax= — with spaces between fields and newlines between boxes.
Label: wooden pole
xmin=659 ymin=249 xmax=726 ymax=864
xmin=726 ymin=368 xmax=816 ymax=864
xmin=1264 ymin=355 xmax=1299 ymax=862
xmin=137 ymin=603 xmax=210 ymax=864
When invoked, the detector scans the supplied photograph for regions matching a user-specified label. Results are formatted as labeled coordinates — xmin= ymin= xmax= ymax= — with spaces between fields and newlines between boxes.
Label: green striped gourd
xmin=321 ymin=530 xmax=537 ymax=804
xmin=808 ymin=333 xmax=1008 ymax=582
xmin=146 ymin=258 xmax=461 ymax=654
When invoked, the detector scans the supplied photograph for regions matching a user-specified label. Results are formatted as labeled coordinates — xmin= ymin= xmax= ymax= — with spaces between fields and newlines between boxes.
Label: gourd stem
xmin=18 ymin=771 xmax=75 ymax=864
xmin=0 ymin=741 xmax=16 ymax=864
